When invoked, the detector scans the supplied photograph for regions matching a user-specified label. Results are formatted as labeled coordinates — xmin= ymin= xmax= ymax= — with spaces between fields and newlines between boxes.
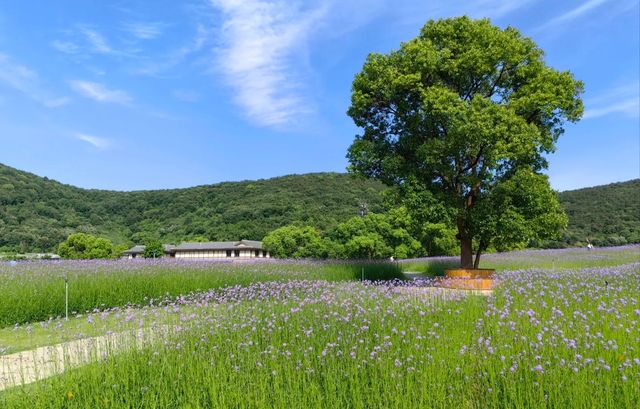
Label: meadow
xmin=0 ymin=246 xmax=638 ymax=408
xmin=0 ymin=259 xmax=401 ymax=327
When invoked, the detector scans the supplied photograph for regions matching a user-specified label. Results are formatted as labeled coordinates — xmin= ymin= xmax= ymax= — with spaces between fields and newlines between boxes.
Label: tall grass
xmin=2 ymin=263 xmax=638 ymax=408
xmin=0 ymin=259 xmax=401 ymax=327
xmin=400 ymin=244 xmax=640 ymax=275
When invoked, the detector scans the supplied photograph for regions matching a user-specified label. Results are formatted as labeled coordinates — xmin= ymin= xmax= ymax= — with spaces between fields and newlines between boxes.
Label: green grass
xmin=0 ymin=260 xmax=401 ymax=328
xmin=1 ymin=262 xmax=638 ymax=408
xmin=400 ymin=245 xmax=640 ymax=276
xmin=0 ymin=248 xmax=638 ymax=407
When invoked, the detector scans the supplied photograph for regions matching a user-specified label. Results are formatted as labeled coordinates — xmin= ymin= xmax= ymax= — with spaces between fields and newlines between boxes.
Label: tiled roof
xmin=173 ymin=240 xmax=263 ymax=251
xmin=123 ymin=244 xmax=176 ymax=254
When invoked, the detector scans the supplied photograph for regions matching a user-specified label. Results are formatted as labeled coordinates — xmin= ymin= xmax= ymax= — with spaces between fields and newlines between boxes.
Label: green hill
xmin=0 ymin=164 xmax=386 ymax=252
xmin=0 ymin=163 xmax=637 ymax=252
xmin=555 ymin=179 xmax=640 ymax=248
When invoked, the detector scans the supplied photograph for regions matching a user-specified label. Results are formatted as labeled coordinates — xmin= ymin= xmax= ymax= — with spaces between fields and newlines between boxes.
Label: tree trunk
xmin=473 ymin=247 xmax=482 ymax=269
xmin=460 ymin=236 xmax=474 ymax=268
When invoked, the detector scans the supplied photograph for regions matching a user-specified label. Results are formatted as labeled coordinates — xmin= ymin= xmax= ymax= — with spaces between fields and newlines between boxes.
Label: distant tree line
xmin=263 ymin=207 xmax=458 ymax=259
xmin=0 ymin=163 xmax=637 ymax=256
xmin=0 ymin=164 xmax=385 ymax=253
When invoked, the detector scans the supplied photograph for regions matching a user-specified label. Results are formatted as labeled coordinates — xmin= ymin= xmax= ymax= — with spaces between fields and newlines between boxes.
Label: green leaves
xmin=263 ymin=225 xmax=328 ymax=259
xmin=58 ymin=233 xmax=119 ymax=259
xmin=143 ymin=241 xmax=164 ymax=258
xmin=347 ymin=16 xmax=583 ymax=266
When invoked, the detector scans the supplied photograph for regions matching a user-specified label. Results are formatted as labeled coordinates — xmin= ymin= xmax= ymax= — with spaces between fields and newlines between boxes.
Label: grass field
xmin=0 ymin=260 xmax=401 ymax=327
xmin=0 ymin=246 xmax=638 ymax=407
xmin=400 ymin=244 xmax=640 ymax=275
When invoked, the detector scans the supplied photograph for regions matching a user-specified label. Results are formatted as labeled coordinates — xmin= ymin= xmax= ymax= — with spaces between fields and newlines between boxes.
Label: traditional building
xmin=123 ymin=240 xmax=269 ymax=259
xmin=172 ymin=240 xmax=268 ymax=259
xmin=122 ymin=244 xmax=176 ymax=259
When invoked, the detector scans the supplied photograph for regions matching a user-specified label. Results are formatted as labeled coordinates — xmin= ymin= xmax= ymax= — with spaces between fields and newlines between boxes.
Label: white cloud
xmin=81 ymin=28 xmax=113 ymax=54
xmin=543 ymin=0 xmax=610 ymax=28
xmin=69 ymin=80 xmax=132 ymax=104
xmin=51 ymin=40 xmax=81 ymax=55
xmin=210 ymin=0 xmax=326 ymax=127
xmin=534 ymin=0 xmax=636 ymax=32
xmin=583 ymin=82 xmax=639 ymax=119
xmin=134 ymin=24 xmax=210 ymax=76
xmin=124 ymin=22 xmax=164 ymax=40
xmin=0 ymin=53 xmax=70 ymax=107
xmin=75 ymin=133 xmax=111 ymax=149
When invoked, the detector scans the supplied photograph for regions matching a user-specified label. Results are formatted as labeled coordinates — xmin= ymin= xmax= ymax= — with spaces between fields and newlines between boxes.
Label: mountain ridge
xmin=1 ymin=163 xmax=637 ymax=252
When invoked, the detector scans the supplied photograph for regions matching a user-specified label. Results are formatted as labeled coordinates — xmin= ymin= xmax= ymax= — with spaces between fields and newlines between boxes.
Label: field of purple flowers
xmin=1 ymin=251 xmax=638 ymax=407
xmin=0 ymin=259 xmax=401 ymax=327
xmin=0 ymin=247 xmax=640 ymax=409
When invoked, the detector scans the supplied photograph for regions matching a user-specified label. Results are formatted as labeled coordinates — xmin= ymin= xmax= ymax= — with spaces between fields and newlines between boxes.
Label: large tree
xmin=58 ymin=233 xmax=116 ymax=259
xmin=347 ymin=17 xmax=582 ymax=268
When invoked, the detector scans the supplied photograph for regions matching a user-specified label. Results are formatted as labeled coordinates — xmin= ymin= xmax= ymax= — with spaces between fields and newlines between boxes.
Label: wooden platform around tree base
xmin=444 ymin=268 xmax=495 ymax=279
xmin=433 ymin=268 xmax=497 ymax=290
xmin=434 ymin=277 xmax=494 ymax=290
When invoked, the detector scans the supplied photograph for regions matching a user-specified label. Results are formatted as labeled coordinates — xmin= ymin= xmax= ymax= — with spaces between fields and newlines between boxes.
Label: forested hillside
xmin=0 ymin=164 xmax=386 ymax=252
xmin=556 ymin=179 xmax=640 ymax=247
xmin=0 ymin=163 xmax=637 ymax=252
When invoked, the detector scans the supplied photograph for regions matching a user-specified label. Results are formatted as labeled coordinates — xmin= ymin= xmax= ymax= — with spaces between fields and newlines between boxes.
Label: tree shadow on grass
xmin=402 ymin=259 xmax=460 ymax=277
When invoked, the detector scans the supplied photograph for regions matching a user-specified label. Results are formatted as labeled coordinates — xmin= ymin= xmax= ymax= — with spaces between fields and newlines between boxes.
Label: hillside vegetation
xmin=0 ymin=163 xmax=637 ymax=252
xmin=555 ymin=179 xmax=640 ymax=247
xmin=0 ymin=164 xmax=385 ymax=252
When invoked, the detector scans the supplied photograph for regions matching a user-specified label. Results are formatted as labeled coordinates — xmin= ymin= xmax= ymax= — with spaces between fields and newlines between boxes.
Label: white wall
xmin=174 ymin=249 xmax=270 ymax=259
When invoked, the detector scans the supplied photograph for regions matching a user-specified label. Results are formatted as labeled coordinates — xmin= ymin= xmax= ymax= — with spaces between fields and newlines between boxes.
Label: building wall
xmin=174 ymin=249 xmax=270 ymax=259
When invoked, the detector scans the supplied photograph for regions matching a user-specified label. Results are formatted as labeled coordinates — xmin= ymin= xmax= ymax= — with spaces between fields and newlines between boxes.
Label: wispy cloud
xmin=583 ymin=82 xmax=639 ymax=119
xmin=124 ymin=22 xmax=164 ymax=40
xmin=51 ymin=40 xmax=82 ymax=55
xmin=81 ymin=28 xmax=113 ymax=54
xmin=134 ymin=24 xmax=209 ymax=76
xmin=534 ymin=0 xmax=633 ymax=31
xmin=0 ymin=53 xmax=70 ymax=107
xmin=210 ymin=0 xmax=326 ymax=127
xmin=385 ymin=0 xmax=537 ymax=31
xmin=69 ymin=80 xmax=132 ymax=104
xmin=52 ymin=26 xmax=131 ymax=58
xmin=74 ymin=133 xmax=111 ymax=149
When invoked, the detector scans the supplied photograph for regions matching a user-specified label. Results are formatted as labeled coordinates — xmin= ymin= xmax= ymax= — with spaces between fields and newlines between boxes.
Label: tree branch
xmin=485 ymin=64 xmax=506 ymax=99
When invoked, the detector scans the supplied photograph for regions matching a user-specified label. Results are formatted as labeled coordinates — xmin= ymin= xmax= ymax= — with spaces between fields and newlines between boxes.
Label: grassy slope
xmin=0 ymin=163 xmax=386 ymax=252
xmin=1 ymin=162 xmax=638 ymax=252
xmin=557 ymin=179 xmax=640 ymax=247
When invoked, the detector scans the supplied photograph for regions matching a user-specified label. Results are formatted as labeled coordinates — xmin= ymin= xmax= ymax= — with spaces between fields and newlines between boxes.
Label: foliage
xmin=420 ymin=223 xmax=458 ymax=256
xmin=0 ymin=164 xmax=385 ymax=253
xmin=143 ymin=241 xmax=164 ymax=259
xmin=553 ymin=179 xmax=640 ymax=248
xmin=329 ymin=211 xmax=423 ymax=259
xmin=0 ymin=163 xmax=637 ymax=257
xmin=346 ymin=17 xmax=583 ymax=267
xmin=263 ymin=226 xmax=328 ymax=258
xmin=57 ymin=233 xmax=117 ymax=259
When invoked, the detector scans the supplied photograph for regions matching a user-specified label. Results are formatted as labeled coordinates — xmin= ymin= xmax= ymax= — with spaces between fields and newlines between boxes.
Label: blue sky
xmin=0 ymin=0 xmax=637 ymax=191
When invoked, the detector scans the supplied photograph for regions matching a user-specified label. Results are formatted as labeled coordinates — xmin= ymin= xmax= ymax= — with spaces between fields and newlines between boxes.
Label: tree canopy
xmin=58 ymin=233 xmax=118 ymax=259
xmin=263 ymin=210 xmax=424 ymax=260
xmin=143 ymin=240 xmax=165 ymax=258
xmin=347 ymin=17 xmax=583 ymax=267
xmin=262 ymin=225 xmax=328 ymax=259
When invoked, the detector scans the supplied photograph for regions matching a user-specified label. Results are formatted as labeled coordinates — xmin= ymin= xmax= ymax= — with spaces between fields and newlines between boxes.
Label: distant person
xmin=586 ymin=239 xmax=593 ymax=250
xmin=389 ymin=256 xmax=395 ymax=262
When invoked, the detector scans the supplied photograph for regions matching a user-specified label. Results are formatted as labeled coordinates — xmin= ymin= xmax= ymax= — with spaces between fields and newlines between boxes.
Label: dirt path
xmin=0 ymin=281 xmax=489 ymax=392
xmin=0 ymin=327 xmax=166 ymax=391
